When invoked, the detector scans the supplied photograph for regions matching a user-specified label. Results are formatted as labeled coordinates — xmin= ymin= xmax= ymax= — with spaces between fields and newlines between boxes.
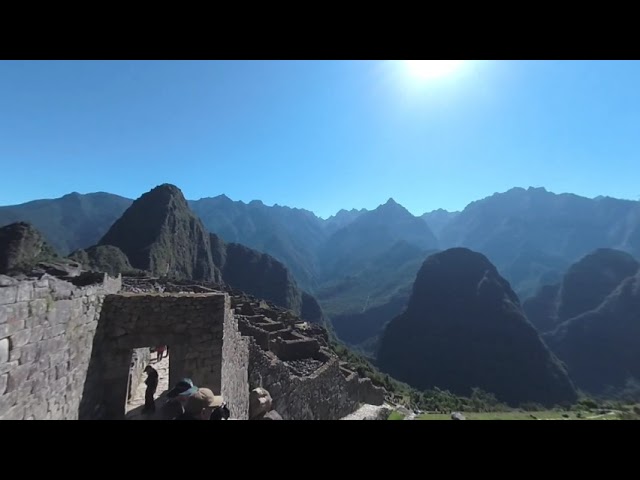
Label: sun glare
xmin=405 ymin=60 xmax=464 ymax=80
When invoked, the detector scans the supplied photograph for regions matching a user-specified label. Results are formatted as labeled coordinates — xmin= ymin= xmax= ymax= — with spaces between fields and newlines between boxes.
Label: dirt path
xmin=585 ymin=411 xmax=618 ymax=420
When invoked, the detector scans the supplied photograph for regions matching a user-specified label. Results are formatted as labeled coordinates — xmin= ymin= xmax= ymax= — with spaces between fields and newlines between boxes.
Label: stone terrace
xmin=122 ymin=277 xmax=386 ymax=419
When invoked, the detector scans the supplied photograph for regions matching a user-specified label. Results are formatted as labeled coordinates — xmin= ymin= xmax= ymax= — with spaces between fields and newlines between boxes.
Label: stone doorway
xmin=81 ymin=293 xmax=228 ymax=419
xmin=125 ymin=346 xmax=171 ymax=420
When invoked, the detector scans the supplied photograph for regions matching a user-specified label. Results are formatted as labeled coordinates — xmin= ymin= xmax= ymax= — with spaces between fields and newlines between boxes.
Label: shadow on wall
xmin=78 ymin=307 xmax=110 ymax=420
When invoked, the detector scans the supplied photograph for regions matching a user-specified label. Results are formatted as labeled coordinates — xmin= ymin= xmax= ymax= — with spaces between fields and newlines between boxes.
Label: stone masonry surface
xmin=0 ymin=273 xmax=121 ymax=420
xmin=0 ymin=274 xmax=385 ymax=420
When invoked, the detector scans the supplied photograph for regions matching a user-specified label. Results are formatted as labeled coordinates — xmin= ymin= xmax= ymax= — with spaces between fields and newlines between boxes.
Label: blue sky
xmin=1 ymin=60 xmax=639 ymax=218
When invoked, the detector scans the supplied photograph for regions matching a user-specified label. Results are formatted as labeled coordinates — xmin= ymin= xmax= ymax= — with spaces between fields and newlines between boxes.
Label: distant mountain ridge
xmin=524 ymin=249 xmax=640 ymax=397
xmin=0 ymin=192 xmax=133 ymax=255
xmin=3 ymin=186 xmax=640 ymax=350
xmin=74 ymin=184 xmax=325 ymax=324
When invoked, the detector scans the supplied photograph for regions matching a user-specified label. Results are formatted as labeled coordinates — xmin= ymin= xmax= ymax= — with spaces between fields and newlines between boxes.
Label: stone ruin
xmin=0 ymin=273 xmax=385 ymax=420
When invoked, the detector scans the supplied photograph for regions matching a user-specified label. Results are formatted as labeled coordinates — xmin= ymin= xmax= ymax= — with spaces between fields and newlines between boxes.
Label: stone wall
xmin=2 ymin=270 xmax=380 ymax=421
xmin=127 ymin=348 xmax=151 ymax=401
xmin=268 ymin=333 xmax=320 ymax=361
xmin=0 ymin=273 xmax=121 ymax=420
xmin=221 ymin=303 xmax=249 ymax=420
xmin=248 ymin=340 xmax=361 ymax=420
xmin=82 ymin=293 xmax=227 ymax=419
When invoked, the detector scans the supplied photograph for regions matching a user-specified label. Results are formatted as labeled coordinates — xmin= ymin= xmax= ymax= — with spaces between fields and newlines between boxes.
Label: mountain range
xmin=3 ymin=185 xmax=640 ymax=402
xmin=2 ymin=185 xmax=640 ymax=351
xmin=524 ymin=248 xmax=640 ymax=396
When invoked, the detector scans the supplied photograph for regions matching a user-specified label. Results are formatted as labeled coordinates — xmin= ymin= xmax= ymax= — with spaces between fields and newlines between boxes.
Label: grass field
xmin=388 ymin=411 xmax=406 ymax=420
xmin=414 ymin=410 xmax=622 ymax=420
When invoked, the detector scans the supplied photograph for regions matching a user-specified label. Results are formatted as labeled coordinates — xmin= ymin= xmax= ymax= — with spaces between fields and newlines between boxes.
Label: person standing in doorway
xmin=143 ymin=365 xmax=159 ymax=414
xmin=155 ymin=345 xmax=166 ymax=362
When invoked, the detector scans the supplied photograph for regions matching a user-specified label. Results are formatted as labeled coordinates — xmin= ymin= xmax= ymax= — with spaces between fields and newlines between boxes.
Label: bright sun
xmin=405 ymin=60 xmax=464 ymax=80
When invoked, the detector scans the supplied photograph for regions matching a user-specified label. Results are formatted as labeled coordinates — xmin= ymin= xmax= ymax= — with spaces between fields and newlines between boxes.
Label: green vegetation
xmin=68 ymin=245 xmax=137 ymax=277
xmin=411 ymin=393 xmax=639 ymax=420
xmin=416 ymin=410 xmax=623 ymax=420
xmin=330 ymin=340 xmax=413 ymax=398
xmin=388 ymin=411 xmax=405 ymax=420
xmin=0 ymin=222 xmax=62 ymax=274
xmin=333 ymin=337 xmax=639 ymax=421
xmin=331 ymin=340 xmax=508 ymax=413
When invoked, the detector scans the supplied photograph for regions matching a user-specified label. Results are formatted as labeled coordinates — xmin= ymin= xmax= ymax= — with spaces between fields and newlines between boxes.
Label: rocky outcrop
xmin=0 ymin=222 xmax=81 ymax=280
xmin=69 ymin=245 xmax=136 ymax=277
xmin=210 ymin=233 xmax=325 ymax=323
xmin=377 ymin=248 xmax=577 ymax=407
xmin=0 ymin=222 xmax=60 ymax=275
xmin=249 ymin=387 xmax=282 ymax=419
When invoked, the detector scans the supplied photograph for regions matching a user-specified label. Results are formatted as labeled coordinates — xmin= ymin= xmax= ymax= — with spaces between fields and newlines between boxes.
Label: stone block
xmin=49 ymin=299 xmax=73 ymax=325
xmin=50 ymin=280 xmax=73 ymax=300
xmin=9 ymin=346 xmax=21 ymax=362
xmin=0 ymin=390 xmax=17 ymax=413
xmin=27 ymin=400 xmax=48 ymax=420
xmin=34 ymin=277 xmax=50 ymax=288
xmin=52 ymin=324 xmax=67 ymax=338
xmin=0 ymin=337 xmax=8 ymax=363
xmin=0 ymin=304 xmax=27 ymax=337
xmin=10 ymin=329 xmax=30 ymax=348
xmin=49 ymin=352 xmax=64 ymax=369
xmin=0 ymin=404 xmax=25 ymax=420
xmin=249 ymin=387 xmax=273 ymax=419
xmin=19 ymin=343 xmax=38 ymax=365
xmin=30 ymin=298 xmax=48 ymax=316
xmin=29 ymin=326 xmax=45 ymax=343
xmin=0 ymin=286 xmax=18 ymax=305
xmin=0 ymin=373 xmax=6 ymax=395
xmin=0 ymin=276 xmax=17 ymax=287
xmin=18 ymin=378 xmax=35 ymax=397
xmin=42 ymin=327 xmax=53 ymax=340
xmin=55 ymin=364 xmax=68 ymax=380
xmin=0 ymin=360 xmax=18 ymax=375
xmin=7 ymin=363 xmax=30 ymax=393
xmin=37 ymin=356 xmax=50 ymax=373
xmin=33 ymin=287 xmax=51 ymax=299
xmin=16 ymin=282 xmax=34 ymax=302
